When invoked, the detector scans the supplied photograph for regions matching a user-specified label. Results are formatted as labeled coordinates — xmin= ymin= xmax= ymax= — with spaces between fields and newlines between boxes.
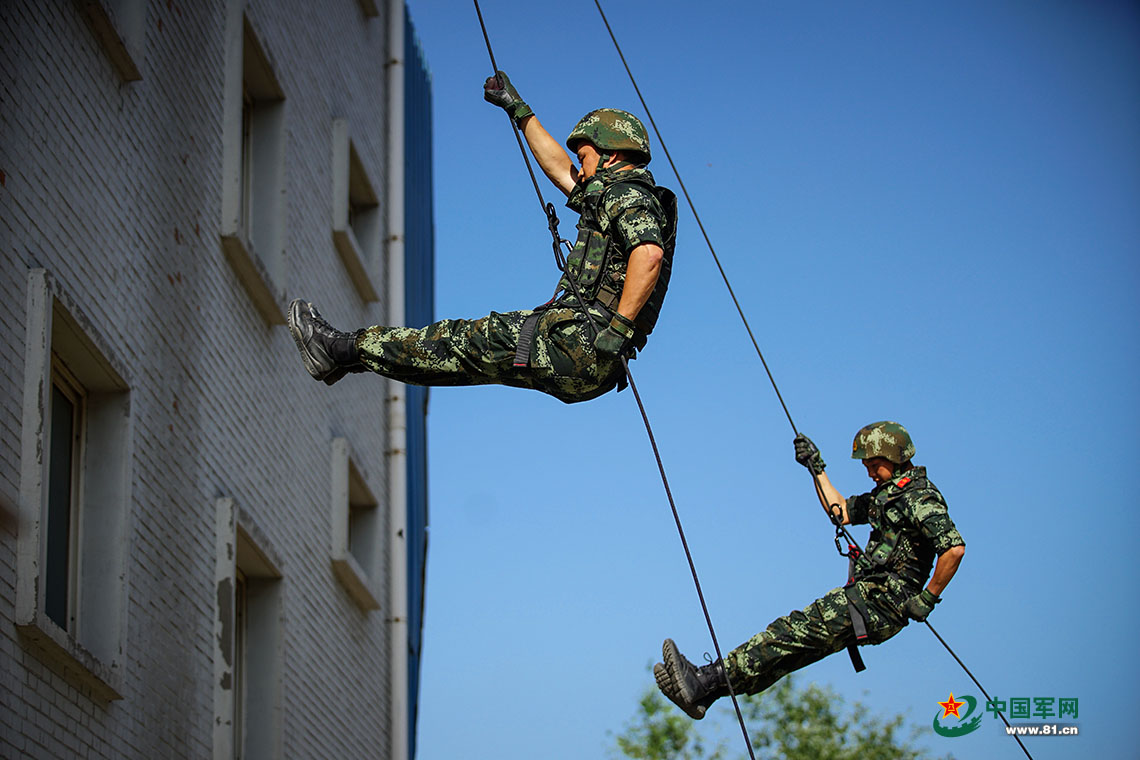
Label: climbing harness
xmin=836 ymin=474 xmax=914 ymax=672
xmin=838 ymin=518 xmax=869 ymax=673
xmin=474 ymin=2 xmax=1033 ymax=757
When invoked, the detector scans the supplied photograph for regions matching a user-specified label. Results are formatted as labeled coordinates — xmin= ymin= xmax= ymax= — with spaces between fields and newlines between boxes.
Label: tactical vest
xmin=557 ymin=171 xmax=678 ymax=336
xmin=843 ymin=470 xmax=941 ymax=673
xmin=854 ymin=472 xmax=939 ymax=584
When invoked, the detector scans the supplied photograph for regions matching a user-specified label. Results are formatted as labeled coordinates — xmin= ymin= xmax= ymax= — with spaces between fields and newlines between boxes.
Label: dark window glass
xmin=45 ymin=383 xmax=75 ymax=630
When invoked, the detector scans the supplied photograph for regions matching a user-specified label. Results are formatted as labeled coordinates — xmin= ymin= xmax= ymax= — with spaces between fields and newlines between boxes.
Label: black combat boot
xmin=287 ymin=299 xmax=366 ymax=386
xmin=653 ymin=638 xmax=730 ymax=720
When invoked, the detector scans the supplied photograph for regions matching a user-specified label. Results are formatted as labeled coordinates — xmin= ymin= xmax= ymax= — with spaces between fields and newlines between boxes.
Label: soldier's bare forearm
xmin=615 ymin=244 xmax=663 ymax=321
xmin=813 ymin=472 xmax=848 ymax=524
xmin=517 ymin=114 xmax=576 ymax=195
xmin=927 ymin=545 xmax=964 ymax=596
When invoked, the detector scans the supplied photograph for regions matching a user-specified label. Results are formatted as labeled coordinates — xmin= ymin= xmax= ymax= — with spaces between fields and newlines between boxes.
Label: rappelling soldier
xmin=287 ymin=72 xmax=677 ymax=403
xmin=655 ymin=421 xmax=966 ymax=719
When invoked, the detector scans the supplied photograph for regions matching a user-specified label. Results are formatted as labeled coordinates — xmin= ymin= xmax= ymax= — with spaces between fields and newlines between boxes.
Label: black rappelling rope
xmin=472 ymin=3 xmax=758 ymax=759
xmin=589 ymin=0 xmax=796 ymax=434
xmin=473 ymin=0 xmax=566 ymax=267
xmin=925 ymin=620 xmax=1033 ymax=759
xmin=617 ymin=358 xmax=758 ymax=760
xmin=590 ymin=2 xmax=1033 ymax=759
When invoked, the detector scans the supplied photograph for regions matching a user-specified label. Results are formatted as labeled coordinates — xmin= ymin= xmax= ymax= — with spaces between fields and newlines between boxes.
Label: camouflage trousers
xmin=355 ymin=306 xmax=624 ymax=404
xmin=723 ymin=576 xmax=912 ymax=695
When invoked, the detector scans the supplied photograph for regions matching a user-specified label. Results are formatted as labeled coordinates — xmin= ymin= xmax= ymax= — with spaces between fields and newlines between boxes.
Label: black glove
xmin=903 ymin=589 xmax=941 ymax=622
xmin=594 ymin=313 xmax=636 ymax=359
xmin=482 ymin=71 xmax=533 ymax=126
xmin=794 ymin=434 xmax=826 ymax=475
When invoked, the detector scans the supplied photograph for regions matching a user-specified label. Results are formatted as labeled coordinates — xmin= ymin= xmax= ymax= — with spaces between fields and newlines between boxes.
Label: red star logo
xmin=939 ymin=693 xmax=965 ymax=719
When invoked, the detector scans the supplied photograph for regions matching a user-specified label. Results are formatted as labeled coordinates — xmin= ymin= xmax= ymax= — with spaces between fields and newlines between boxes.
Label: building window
xmin=331 ymin=119 xmax=382 ymax=301
xmin=220 ymin=11 xmax=288 ymax=324
xmin=330 ymin=438 xmax=383 ymax=610
xmin=348 ymin=148 xmax=381 ymax=265
xmin=239 ymin=15 xmax=286 ymax=259
xmin=44 ymin=362 xmax=85 ymax=633
xmin=214 ymin=500 xmax=283 ymax=760
xmin=16 ymin=270 xmax=130 ymax=702
xmin=241 ymin=85 xmax=255 ymax=244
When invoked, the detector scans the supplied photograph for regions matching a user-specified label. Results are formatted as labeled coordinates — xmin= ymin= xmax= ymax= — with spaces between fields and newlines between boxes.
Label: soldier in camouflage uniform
xmin=287 ymin=72 xmax=676 ymax=404
xmin=655 ymin=422 xmax=965 ymax=719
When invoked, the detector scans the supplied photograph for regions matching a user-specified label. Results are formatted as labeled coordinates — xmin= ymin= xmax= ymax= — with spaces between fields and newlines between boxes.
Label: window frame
xmin=16 ymin=269 xmax=130 ymax=703
xmin=234 ymin=567 xmax=249 ymax=759
xmin=213 ymin=499 xmax=284 ymax=760
xmin=219 ymin=9 xmax=289 ymax=325
xmin=331 ymin=119 xmax=382 ymax=302
xmin=329 ymin=438 xmax=383 ymax=610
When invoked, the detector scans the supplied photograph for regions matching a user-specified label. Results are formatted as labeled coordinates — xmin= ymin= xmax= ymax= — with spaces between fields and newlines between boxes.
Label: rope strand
xmin=473 ymin=1 xmax=560 ymax=243
xmin=591 ymin=0 xmax=797 ymax=433
xmin=620 ymin=358 xmax=758 ymax=760
xmin=926 ymin=621 xmax=1034 ymax=760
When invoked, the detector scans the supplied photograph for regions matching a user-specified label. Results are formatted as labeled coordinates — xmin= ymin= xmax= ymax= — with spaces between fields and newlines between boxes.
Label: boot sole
xmin=659 ymin=639 xmax=709 ymax=720
xmin=654 ymin=662 xmax=705 ymax=720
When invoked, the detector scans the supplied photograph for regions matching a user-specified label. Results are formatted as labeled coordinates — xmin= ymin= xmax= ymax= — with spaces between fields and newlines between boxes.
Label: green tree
xmin=613 ymin=690 xmax=701 ymax=760
xmin=612 ymin=675 xmax=944 ymax=760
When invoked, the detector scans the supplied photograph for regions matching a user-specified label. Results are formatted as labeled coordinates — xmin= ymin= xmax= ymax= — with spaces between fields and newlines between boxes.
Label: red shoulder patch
xmin=896 ymin=477 xmax=911 ymax=488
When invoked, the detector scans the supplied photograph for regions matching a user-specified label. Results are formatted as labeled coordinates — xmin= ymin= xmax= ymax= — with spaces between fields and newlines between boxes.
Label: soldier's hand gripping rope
xmin=902 ymin=589 xmax=941 ymax=622
xmin=482 ymin=71 xmax=533 ymax=125
xmin=794 ymin=433 xmax=826 ymax=475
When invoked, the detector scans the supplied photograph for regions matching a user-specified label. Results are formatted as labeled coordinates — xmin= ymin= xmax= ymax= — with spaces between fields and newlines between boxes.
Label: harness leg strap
xmin=512 ymin=312 xmax=544 ymax=368
xmin=843 ymin=584 xmax=869 ymax=673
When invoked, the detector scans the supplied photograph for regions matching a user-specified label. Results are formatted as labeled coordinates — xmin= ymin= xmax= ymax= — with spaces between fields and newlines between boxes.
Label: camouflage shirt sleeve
xmin=846 ymin=492 xmax=872 ymax=526
xmin=906 ymin=490 xmax=965 ymax=555
xmin=603 ymin=183 xmax=665 ymax=251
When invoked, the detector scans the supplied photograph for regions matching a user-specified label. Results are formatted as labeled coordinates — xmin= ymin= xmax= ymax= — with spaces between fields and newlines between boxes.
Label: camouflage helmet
xmin=851 ymin=421 xmax=916 ymax=464
xmin=565 ymin=108 xmax=651 ymax=164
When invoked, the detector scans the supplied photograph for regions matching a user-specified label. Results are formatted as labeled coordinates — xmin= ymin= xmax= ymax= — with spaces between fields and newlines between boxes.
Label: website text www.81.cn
xmin=1004 ymin=723 xmax=1079 ymax=737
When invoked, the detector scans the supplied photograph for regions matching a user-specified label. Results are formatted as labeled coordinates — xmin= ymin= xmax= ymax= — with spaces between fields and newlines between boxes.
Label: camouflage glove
xmin=482 ymin=71 xmax=533 ymax=126
xmin=903 ymin=589 xmax=941 ymax=622
xmin=793 ymin=434 xmax=826 ymax=474
xmin=594 ymin=313 xmax=636 ymax=359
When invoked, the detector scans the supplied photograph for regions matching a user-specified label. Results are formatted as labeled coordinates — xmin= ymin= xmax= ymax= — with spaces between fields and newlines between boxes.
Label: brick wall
xmin=1 ymin=1 xmax=405 ymax=757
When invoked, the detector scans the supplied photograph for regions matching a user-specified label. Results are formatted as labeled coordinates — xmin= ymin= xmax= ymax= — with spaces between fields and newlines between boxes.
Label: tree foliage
xmin=614 ymin=690 xmax=703 ymax=760
xmin=611 ymin=675 xmax=944 ymax=760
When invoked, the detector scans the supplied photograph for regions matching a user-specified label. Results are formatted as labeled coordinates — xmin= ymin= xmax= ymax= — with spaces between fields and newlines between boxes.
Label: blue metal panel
xmin=403 ymin=7 xmax=433 ymax=758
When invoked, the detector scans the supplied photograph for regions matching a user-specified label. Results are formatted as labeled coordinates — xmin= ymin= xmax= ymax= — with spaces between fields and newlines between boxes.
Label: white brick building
xmin=0 ymin=1 xmax=433 ymax=758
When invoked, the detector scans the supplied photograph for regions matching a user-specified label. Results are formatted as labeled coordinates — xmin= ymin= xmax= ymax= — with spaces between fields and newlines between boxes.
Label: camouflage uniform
xmin=356 ymin=165 xmax=675 ymax=404
xmin=723 ymin=466 xmax=964 ymax=694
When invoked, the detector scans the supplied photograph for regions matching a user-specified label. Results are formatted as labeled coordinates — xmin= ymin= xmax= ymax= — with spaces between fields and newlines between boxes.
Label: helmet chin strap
xmin=596 ymin=152 xmax=635 ymax=175
xmin=573 ymin=150 xmax=636 ymax=190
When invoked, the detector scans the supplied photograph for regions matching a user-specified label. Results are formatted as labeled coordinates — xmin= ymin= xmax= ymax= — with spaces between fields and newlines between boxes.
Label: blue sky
xmin=404 ymin=2 xmax=1139 ymax=758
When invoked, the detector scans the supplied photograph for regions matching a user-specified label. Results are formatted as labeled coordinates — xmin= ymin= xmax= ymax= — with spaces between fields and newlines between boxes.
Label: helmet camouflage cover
xmin=565 ymin=108 xmax=651 ymax=164
xmin=851 ymin=421 xmax=916 ymax=464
